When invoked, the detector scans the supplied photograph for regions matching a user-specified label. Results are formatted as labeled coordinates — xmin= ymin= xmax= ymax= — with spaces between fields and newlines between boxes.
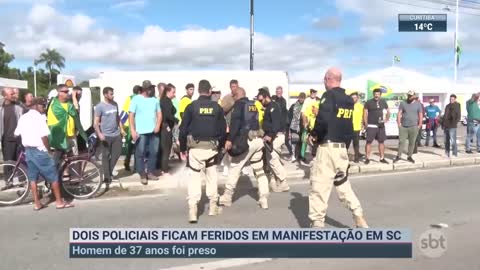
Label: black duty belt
xmin=319 ymin=141 xmax=346 ymax=149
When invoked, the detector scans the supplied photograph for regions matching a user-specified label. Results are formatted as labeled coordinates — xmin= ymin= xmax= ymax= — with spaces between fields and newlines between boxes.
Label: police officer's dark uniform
xmin=179 ymin=82 xmax=226 ymax=223
xmin=219 ymin=95 xmax=270 ymax=209
xmin=309 ymin=87 xmax=368 ymax=228
xmin=262 ymin=94 xmax=289 ymax=192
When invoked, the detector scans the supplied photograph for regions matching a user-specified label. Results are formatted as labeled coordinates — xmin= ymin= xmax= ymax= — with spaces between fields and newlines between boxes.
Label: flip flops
xmin=34 ymin=204 xmax=47 ymax=211
xmin=56 ymin=203 xmax=74 ymax=209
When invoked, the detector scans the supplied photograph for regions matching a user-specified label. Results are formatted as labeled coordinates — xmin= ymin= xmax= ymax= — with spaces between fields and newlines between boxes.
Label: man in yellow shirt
xmin=179 ymin=83 xmax=194 ymax=120
xmin=347 ymin=92 xmax=364 ymax=163
xmin=300 ymin=89 xmax=318 ymax=164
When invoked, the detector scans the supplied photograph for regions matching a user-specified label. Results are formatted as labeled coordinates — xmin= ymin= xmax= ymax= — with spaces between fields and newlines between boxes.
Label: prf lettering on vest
xmin=336 ymin=108 xmax=353 ymax=119
xmin=248 ymin=105 xmax=257 ymax=112
xmin=199 ymin=107 xmax=214 ymax=115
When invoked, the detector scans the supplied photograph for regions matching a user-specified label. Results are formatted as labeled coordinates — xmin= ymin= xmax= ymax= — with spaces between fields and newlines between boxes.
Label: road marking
xmin=157 ymin=258 xmax=273 ymax=270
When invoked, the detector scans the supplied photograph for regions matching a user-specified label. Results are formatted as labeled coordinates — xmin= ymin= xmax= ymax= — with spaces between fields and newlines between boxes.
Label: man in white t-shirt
xmin=14 ymin=97 xmax=74 ymax=211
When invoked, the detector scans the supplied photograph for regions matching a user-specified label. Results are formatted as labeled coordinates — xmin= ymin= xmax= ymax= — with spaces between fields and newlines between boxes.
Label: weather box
xmin=398 ymin=14 xmax=447 ymax=32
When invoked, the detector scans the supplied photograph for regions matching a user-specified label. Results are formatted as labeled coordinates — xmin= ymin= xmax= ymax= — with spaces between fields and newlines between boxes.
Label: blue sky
xmin=1 ymin=0 xmax=479 ymax=83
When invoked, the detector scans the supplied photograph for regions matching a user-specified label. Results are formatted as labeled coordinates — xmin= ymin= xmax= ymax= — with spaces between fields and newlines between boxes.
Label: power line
xmin=383 ymin=0 xmax=480 ymax=16
xmin=415 ymin=0 xmax=480 ymax=10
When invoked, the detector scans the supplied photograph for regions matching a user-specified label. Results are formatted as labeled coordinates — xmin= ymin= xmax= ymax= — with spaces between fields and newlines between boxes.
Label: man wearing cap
xmin=15 ymin=97 xmax=74 ymax=210
xmin=179 ymin=80 xmax=226 ymax=223
xmin=424 ymin=99 xmax=441 ymax=147
xmin=287 ymin=92 xmax=305 ymax=161
xmin=393 ymin=90 xmax=423 ymax=163
xmin=129 ymin=80 xmax=162 ymax=184
xmin=211 ymin=89 xmax=222 ymax=104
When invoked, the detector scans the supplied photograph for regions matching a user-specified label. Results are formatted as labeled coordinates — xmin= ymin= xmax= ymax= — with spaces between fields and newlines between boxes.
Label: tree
xmin=0 ymin=47 xmax=15 ymax=77
xmin=35 ymin=49 xmax=66 ymax=87
xmin=79 ymin=80 xmax=89 ymax=87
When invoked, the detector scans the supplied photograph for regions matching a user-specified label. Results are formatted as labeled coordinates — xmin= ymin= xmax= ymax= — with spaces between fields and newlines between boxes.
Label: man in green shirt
xmin=465 ymin=93 xmax=480 ymax=153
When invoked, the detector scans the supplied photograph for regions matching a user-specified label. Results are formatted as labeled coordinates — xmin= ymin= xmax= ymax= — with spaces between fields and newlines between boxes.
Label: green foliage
xmin=91 ymin=87 xmax=101 ymax=106
xmin=1 ymin=48 xmax=63 ymax=99
xmin=35 ymin=48 xmax=66 ymax=86
xmin=0 ymin=48 xmax=15 ymax=77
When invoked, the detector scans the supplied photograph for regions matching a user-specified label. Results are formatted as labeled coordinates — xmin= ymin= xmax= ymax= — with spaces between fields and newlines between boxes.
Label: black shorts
xmin=366 ymin=127 xmax=386 ymax=143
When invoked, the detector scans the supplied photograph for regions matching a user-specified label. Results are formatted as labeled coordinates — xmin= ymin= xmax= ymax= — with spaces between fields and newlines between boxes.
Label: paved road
xmin=1 ymin=166 xmax=479 ymax=270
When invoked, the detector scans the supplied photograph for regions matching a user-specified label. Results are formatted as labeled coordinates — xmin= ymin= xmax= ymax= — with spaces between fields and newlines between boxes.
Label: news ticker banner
xmin=70 ymin=228 xmax=412 ymax=258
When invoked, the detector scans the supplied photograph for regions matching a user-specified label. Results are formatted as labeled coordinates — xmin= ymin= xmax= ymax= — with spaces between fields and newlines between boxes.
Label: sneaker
xmin=275 ymin=181 xmax=290 ymax=192
xmin=258 ymin=197 xmax=268 ymax=209
xmin=466 ymin=150 xmax=474 ymax=154
xmin=353 ymin=157 xmax=359 ymax=163
xmin=407 ymin=156 xmax=415 ymax=163
xmin=301 ymin=160 xmax=311 ymax=167
xmin=364 ymin=159 xmax=370 ymax=165
xmin=310 ymin=220 xmax=324 ymax=228
xmin=218 ymin=190 xmax=233 ymax=207
xmin=140 ymin=174 xmax=148 ymax=185
xmin=290 ymin=156 xmax=297 ymax=162
xmin=379 ymin=158 xmax=389 ymax=164
xmin=147 ymin=173 xmax=159 ymax=181
xmin=208 ymin=200 xmax=221 ymax=216
xmin=189 ymin=206 xmax=198 ymax=223
xmin=433 ymin=144 xmax=441 ymax=148
xmin=269 ymin=181 xmax=279 ymax=192
xmin=354 ymin=215 xmax=369 ymax=228
xmin=392 ymin=156 xmax=401 ymax=163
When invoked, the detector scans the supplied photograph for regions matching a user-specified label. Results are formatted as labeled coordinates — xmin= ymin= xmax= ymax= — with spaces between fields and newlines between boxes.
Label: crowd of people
xmin=1 ymin=72 xmax=480 ymax=225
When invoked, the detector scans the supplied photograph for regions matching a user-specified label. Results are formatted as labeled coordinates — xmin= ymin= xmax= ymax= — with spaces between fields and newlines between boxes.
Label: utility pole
xmin=250 ymin=0 xmax=254 ymax=71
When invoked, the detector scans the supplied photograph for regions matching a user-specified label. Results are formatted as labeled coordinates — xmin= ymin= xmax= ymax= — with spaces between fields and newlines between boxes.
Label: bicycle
xmin=0 ymin=143 xmax=103 ymax=206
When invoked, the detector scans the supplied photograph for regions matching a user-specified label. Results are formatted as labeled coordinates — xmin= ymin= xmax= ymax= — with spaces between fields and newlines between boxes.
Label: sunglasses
xmin=59 ymin=90 xmax=69 ymax=93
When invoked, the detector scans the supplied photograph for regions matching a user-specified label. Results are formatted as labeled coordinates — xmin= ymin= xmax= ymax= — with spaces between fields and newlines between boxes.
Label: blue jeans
xmin=25 ymin=148 xmax=58 ymax=182
xmin=444 ymin=128 xmax=457 ymax=156
xmin=135 ymin=133 xmax=159 ymax=175
xmin=465 ymin=121 xmax=480 ymax=151
xmin=425 ymin=119 xmax=438 ymax=146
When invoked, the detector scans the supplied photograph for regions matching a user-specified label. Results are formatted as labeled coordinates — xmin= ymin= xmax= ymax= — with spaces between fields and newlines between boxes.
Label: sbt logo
xmin=418 ymin=229 xmax=447 ymax=258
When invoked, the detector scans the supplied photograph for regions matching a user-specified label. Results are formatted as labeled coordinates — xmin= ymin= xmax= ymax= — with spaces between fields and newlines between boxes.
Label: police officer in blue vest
xmin=179 ymin=80 xmax=226 ymax=223
xmin=308 ymin=68 xmax=369 ymax=228
xmin=219 ymin=88 xmax=270 ymax=209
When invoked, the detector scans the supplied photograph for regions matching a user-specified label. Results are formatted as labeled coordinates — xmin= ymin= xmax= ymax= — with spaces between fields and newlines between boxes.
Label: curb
xmin=111 ymin=156 xmax=480 ymax=192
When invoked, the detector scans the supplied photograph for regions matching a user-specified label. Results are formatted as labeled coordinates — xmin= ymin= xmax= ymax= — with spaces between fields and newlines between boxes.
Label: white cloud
xmin=312 ymin=16 xmax=343 ymax=30
xmin=28 ymin=4 xmax=56 ymax=27
xmin=3 ymin=4 xmax=337 ymax=83
xmin=111 ymin=0 xmax=147 ymax=10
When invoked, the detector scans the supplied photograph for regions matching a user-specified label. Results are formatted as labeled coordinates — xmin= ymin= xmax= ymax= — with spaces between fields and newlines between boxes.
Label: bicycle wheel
xmin=61 ymin=159 xmax=102 ymax=199
xmin=0 ymin=161 xmax=30 ymax=205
